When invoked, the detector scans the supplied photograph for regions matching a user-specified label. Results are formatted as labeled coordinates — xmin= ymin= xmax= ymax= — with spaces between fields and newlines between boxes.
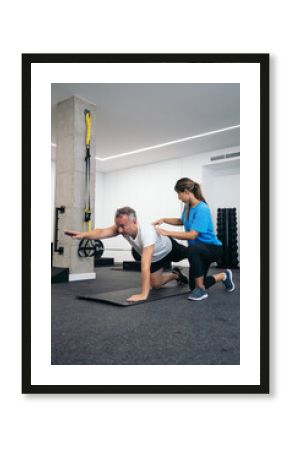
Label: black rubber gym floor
xmin=51 ymin=266 xmax=240 ymax=365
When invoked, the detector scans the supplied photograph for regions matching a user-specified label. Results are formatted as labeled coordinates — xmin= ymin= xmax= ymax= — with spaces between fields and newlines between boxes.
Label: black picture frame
xmin=22 ymin=53 xmax=269 ymax=394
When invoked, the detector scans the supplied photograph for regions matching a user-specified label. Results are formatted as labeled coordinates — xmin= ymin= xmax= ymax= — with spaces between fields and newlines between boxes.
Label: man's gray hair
xmin=115 ymin=206 xmax=137 ymax=222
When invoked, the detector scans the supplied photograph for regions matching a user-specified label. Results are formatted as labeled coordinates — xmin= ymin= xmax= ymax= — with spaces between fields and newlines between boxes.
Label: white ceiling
xmin=51 ymin=83 xmax=240 ymax=172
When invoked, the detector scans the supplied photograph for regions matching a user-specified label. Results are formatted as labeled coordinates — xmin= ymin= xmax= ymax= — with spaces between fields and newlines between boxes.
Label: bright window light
xmin=95 ymin=124 xmax=240 ymax=161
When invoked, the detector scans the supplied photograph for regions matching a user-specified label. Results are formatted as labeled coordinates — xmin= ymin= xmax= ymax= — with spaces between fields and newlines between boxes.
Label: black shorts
xmin=150 ymin=238 xmax=189 ymax=273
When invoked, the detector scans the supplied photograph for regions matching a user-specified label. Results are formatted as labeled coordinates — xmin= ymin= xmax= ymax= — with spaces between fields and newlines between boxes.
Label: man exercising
xmin=65 ymin=206 xmax=189 ymax=302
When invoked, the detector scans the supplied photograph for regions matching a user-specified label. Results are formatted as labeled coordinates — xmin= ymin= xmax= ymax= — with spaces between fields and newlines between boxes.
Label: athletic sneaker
xmin=188 ymin=288 xmax=208 ymax=301
xmin=172 ymin=267 xmax=188 ymax=285
xmin=223 ymin=269 xmax=235 ymax=292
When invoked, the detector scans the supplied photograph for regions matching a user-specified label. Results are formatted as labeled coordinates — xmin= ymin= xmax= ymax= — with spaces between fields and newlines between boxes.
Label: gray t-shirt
xmin=124 ymin=222 xmax=172 ymax=263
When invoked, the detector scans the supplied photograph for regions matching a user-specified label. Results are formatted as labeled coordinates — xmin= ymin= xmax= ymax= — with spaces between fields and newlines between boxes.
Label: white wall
xmin=202 ymin=160 xmax=240 ymax=260
xmin=94 ymin=169 xmax=104 ymax=227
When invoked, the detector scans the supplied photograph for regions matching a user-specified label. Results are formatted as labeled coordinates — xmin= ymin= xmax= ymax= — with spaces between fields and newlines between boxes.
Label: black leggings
xmin=151 ymin=238 xmax=223 ymax=291
xmin=187 ymin=242 xmax=223 ymax=290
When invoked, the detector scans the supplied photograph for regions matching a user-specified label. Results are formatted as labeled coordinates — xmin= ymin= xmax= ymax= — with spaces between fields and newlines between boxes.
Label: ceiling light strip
xmin=95 ymin=124 xmax=240 ymax=162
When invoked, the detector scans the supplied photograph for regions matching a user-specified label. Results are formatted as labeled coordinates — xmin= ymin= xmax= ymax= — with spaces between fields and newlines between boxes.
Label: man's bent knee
xmin=151 ymin=282 xmax=162 ymax=289
xmin=150 ymin=279 xmax=162 ymax=289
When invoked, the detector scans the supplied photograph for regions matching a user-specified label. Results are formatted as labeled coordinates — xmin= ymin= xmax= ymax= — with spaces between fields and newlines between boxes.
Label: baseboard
xmin=69 ymin=272 xmax=96 ymax=282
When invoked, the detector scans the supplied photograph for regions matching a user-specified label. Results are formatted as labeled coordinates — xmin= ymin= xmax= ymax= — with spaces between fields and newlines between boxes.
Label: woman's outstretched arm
xmin=152 ymin=217 xmax=183 ymax=226
xmin=155 ymin=226 xmax=198 ymax=241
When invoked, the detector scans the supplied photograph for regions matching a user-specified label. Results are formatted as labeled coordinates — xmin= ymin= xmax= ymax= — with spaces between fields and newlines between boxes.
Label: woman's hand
xmin=152 ymin=218 xmax=164 ymax=226
xmin=154 ymin=226 xmax=169 ymax=236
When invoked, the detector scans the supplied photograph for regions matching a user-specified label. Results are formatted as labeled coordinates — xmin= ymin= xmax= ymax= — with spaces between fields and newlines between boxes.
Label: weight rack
xmin=216 ymin=208 xmax=239 ymax=269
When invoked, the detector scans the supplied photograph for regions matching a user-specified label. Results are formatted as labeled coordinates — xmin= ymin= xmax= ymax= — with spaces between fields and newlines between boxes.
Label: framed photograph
xmin=22 ymin=53 xmax=269 ymax=394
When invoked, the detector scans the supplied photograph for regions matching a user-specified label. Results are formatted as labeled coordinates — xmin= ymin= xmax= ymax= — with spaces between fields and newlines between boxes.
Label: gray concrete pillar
xmin=53 ymin=96 xmax=96 ymax=280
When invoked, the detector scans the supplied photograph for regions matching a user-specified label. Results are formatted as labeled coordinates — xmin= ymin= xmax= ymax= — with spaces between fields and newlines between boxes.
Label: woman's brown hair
xmin=174 ymin=177 xmax=207 ymax=203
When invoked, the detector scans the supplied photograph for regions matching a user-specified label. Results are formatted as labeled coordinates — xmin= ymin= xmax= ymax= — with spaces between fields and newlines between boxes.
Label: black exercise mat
xmin=77 ymin=285 xmax=190 ymax=306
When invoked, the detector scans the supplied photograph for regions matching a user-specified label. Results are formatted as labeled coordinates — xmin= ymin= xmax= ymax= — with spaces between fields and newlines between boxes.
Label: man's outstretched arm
xmin=64 ymin=225 xmax=118 ymax=240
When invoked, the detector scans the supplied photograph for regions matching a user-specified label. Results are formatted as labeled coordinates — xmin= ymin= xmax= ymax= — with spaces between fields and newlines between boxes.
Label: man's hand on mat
xmin=127 ymin=293 xmax=148 ymax=302
xmin=64 ymin=230 xmax=85 ymax=239
xmin=154 ymin=226 xmax=168 ymax=236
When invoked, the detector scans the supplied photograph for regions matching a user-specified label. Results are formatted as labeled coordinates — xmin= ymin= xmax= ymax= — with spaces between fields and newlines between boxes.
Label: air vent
xmin=211 ymin=154 xmax=226 ymax=161
xmin=210 ymin=151 xmax=240 ymax=162
xmin=226 ymin=151 xmax=240 ymax=159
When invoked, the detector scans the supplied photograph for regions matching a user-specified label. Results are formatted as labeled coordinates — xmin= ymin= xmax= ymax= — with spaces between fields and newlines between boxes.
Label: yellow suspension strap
xmin=84 ymin=109 xmax=92 ymax=231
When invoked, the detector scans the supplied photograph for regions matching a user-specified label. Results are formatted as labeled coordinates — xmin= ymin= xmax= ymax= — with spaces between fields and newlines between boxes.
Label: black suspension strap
xmin=84 ymin=109 xmax=92 ymax=230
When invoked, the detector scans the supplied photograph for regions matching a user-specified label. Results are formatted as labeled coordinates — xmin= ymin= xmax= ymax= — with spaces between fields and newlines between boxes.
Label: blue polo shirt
xmin=181 ymin=201 xmax=222 ymax=246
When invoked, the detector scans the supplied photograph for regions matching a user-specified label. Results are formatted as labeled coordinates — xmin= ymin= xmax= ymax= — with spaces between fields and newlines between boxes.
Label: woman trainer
xmin=153 ymin=177 xmax=235 ymax=301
